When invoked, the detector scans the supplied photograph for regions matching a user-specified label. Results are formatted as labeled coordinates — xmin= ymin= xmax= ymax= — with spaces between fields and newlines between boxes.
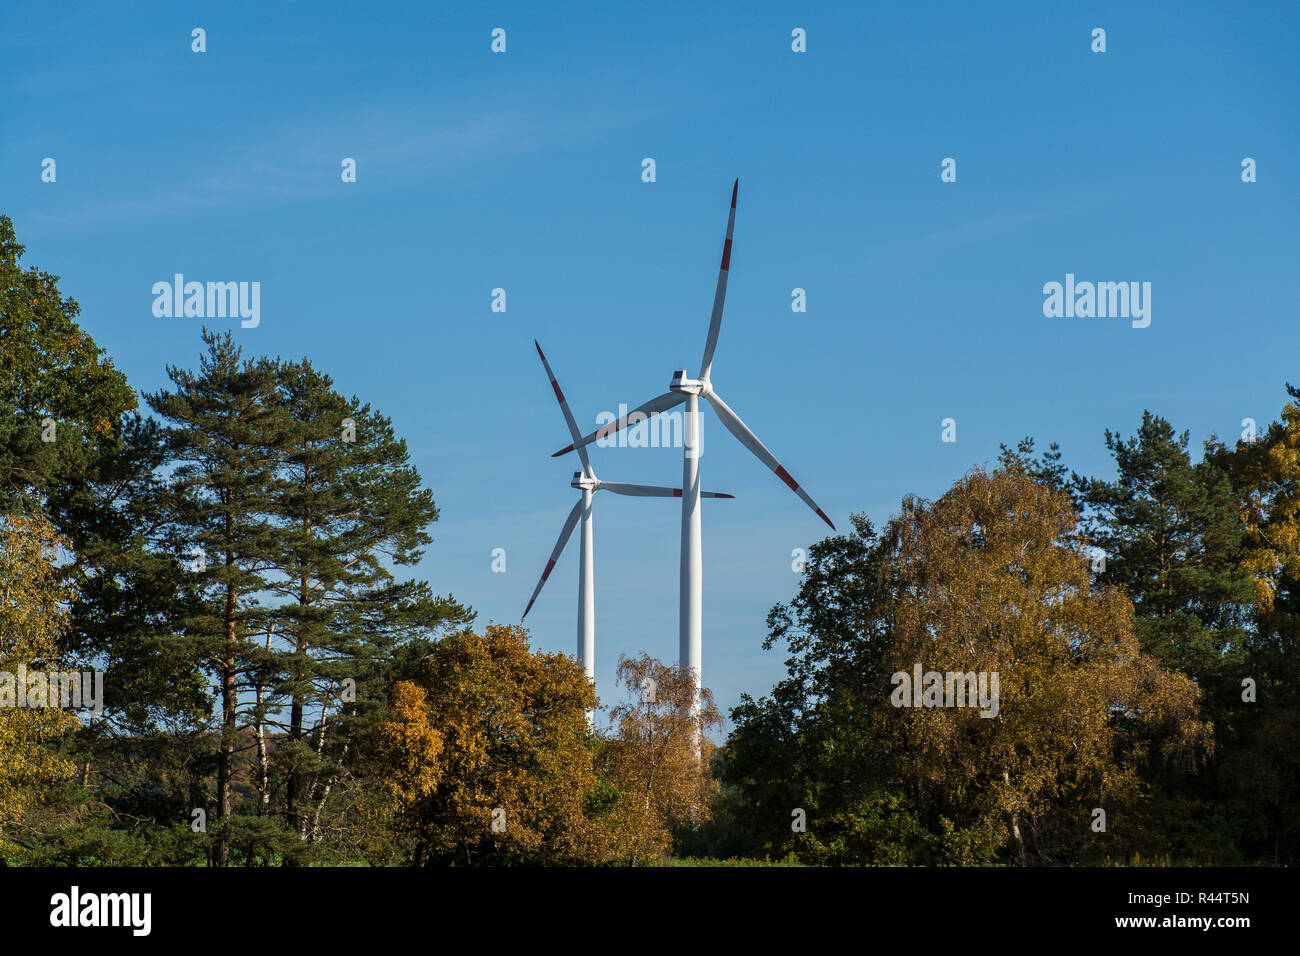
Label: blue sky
xmin=3 ymin=1 xmax=1298 ymax=733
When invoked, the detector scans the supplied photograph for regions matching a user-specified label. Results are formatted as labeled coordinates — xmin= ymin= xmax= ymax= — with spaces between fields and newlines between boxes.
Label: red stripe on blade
xmin=774 ymin=465 xmax=800 ymax=493
xmin=720 ymin=238 xmax=732 ymax=271
xmin=552 ymin=444 xmax=575 ymax=457
xmin=816 ymin=508 xmax=835 ymax=530
xmin=550 ymin=380 xmax=565 ymax=403
xmin=731 ymin=179 xmax=738 ymax=208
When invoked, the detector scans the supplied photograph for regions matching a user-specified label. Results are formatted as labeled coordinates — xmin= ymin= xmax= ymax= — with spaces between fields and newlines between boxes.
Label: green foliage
xmin=0 ymin=215 xmax=135 ymax=512
xmin=1074 ymin=412 xmax=1254 ymax=687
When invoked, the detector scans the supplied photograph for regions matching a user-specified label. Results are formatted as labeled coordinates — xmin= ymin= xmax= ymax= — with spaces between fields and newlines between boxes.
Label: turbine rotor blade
xmin=552 ymin=391 xmax=686 ymax=457
xmin=522 ymin=499 xmax=584 ymax=619
xmin=703 ymin=389 xmax=836 ymax=530
xmin=699 ymin=178 xmax=738 ymax=382
xmin=599 ymin=482 xmax=735 ymax=499
xmin=534 ymin=340 xmax=592 ymax=477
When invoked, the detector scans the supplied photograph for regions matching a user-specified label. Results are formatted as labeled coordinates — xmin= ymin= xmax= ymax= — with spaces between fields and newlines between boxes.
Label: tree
xmin=371 ymin=624 xmax=604 ymax=865
xmin=599 ymin=654 xmax=722 ymax=862
xmin=0 ymin=514 xmax=77 ymax=851
xmin=45 ymin=413 xmax=209 ymax=735
xmin=998 ymin=436 xmax=1070 ymax=496
xmin=0 ymin=216 xmax=135 ymax=434
xmin=143 ymin=330 xmax=288 ymax=866
xmin=0 ymin=216 xmax=135 ymax=510
xmin=1073 ymin=412 xmax=1254 ymax=686
xmin=260 ymin=358 xmax=468 ymax=840
xmin=373 ymin=681 xmax=444 ymax=824
xmin=884 ymin=468 xmax=1210 ymax=863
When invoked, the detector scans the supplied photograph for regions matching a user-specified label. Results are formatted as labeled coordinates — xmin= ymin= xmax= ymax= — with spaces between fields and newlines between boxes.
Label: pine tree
xmin=1073 ymin=411 xmax=1254 ymax=695
xmin=263 ymin=358 xmax=470 ymax=840
xmin=143 ymin=330 xmax=288 ymax=866
xmin=46 ymin=414 xmax=209 ymax=735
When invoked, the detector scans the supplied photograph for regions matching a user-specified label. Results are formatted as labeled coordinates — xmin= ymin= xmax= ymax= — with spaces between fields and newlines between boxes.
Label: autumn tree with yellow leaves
xmin=727 ymin=467 xmax=1213 ymax=864
xmin=882 ymin=468 xmax=1211 ymax=863
xmin=372 ymin=624 xmax=606 ymax=865
xmin=0 ymin=514 xmax=77 ymax=849
xmin=598 ymin=654 xmax=722 ymax=862
xmin=365 ymin=632 xmax=727 ymax=865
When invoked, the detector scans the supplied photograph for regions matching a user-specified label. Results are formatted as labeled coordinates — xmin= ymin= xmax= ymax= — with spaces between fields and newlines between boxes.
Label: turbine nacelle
xmin=571 ymin=471 xmax=598 ymax=492
xmin=669 ymin=369 xmax=705 ymax=395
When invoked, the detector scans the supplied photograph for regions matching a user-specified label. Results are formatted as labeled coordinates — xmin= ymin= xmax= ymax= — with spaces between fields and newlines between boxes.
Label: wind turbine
xmin=522 ymin=340 xmax=734 ymax=705
xmin=551 ymin=179 xmax=835 ymax=734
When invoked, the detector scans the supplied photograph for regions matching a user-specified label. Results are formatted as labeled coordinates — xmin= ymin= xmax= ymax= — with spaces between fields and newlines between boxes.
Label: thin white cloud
xmin=23 ymin=108 xmax=550 ymax=231
xmin=900 ymin=202 xmax=1085 ymax=253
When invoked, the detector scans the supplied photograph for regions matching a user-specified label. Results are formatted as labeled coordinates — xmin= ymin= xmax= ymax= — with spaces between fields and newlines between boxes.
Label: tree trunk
xmin=286 ymin=563 xmax=310 ymax=836
xmin=255 ymin=626 xmax=272 ymax=815
xmin=80 ymin=715 xmax=93 ymax=786
xmin=214 ymin=543 xmax=238 ymax=868
xmin=1003 ymin=770 xmax=1026 ymax=865
xmin=301 ymin=710 xmax=330 ymax=839
xmin=308 ymin=716 xmax=347 ymax=843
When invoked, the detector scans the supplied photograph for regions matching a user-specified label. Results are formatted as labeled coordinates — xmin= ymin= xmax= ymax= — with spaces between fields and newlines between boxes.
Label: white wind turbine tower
xmin=522 ymin=340 xmax=734 ymax=708
xmin=552 ymin=179 xmax=835 ymax=738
